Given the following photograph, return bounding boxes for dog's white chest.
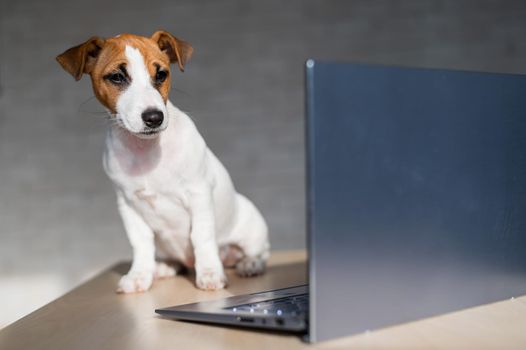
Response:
[111,163,191,232]
[103,127,193,236]
[130,182,190,232]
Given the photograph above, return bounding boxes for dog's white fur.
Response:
[116,47,169,134]
[103,45,269,292]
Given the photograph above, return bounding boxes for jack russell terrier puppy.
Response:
[56,31,270,293]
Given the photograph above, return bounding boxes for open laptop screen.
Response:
[306,61,526,342]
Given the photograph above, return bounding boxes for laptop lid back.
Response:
[306,61,526,342]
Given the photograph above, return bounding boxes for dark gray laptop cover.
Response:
[306,61,526,342]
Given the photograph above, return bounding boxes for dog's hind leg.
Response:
[220,244,244,268]
[235,255,267,277]
[228,194,271,277]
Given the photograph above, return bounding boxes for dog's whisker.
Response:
[82,111,111,117]
[79,95,97,106]
[77,96,101,114]
[172,87,191,97]
[178,108,194,117]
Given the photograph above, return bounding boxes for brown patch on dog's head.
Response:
[56,31,193,113]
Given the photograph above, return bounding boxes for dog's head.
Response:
[56,31,193,138]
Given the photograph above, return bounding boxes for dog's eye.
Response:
[108,73,126,85]
[155,70,168,84]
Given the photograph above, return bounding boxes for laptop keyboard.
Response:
[224,293,309,317]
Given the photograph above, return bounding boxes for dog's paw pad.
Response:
[235,256,266,277]
[154,261,179,279]
[116,271,154,294]
[196,269,227,290]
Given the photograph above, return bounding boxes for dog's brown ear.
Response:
[151,30,193,72]
[56,36,106,81]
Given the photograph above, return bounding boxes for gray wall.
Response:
[1,0,525,327]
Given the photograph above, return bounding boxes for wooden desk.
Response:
[1,250,526,349]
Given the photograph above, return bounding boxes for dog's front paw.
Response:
[196,268,227,290]
[117,270,154,294]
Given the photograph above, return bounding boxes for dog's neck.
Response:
[108,124,163,176]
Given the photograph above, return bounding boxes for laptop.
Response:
[156,61,526,343]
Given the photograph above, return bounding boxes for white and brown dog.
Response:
[56,31,270,293]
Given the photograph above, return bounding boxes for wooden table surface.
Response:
[1,250,526,349]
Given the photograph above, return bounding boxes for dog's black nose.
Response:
[141,109,164,128]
